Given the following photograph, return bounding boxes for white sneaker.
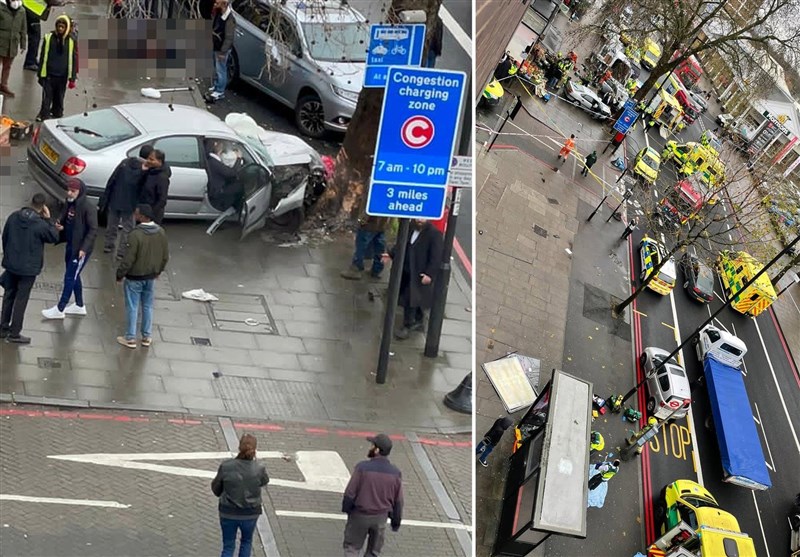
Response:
[207,86,215,92]
[42,305,65,320]
[209,91,225,101]
[64,303,87,316]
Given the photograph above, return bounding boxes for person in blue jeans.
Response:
[42,179,97,320]
[476,416,513,467]
[340,216,390,280]
[115,205,169,349]
[208,0,235,101]
[211,433,270,557]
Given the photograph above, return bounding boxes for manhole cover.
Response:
[547,197,560,205]
[191,337,212,346]
[207,293,277,335]
[37,357,62,369]
[533,225,548,238]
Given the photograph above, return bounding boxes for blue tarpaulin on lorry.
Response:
[704,357,771,490]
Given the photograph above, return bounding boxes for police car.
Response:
[639,235,677,295]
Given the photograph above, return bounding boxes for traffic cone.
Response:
[444,374,472,414]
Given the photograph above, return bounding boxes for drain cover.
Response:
[207,293,277,335]
[547,197,560,205]
[191,337,212,346]
[533,225,548,238]
[37,357,62,369]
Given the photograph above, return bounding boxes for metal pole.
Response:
[587,193,610,222]
[606,189,631,223]
[621,234,800,404]
[486,107,511,152]
[426,74,471,358]
[376,219,410,384]
[425,187,461,357]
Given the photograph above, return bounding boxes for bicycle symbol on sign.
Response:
[391,44,407,56]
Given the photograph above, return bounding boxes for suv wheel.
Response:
[296,94,325,138]
[269,207,304,233]
[647,397,656,413]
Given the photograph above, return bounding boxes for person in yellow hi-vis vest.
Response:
[35,13,75,121]
[21,0,58,71]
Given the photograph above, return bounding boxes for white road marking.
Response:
[727,233,732,242]
[0,494,130,509]
[47,451,351,493]
[788,291,800,315]
[439,5,471,55]
[751,491,772,557]
[754,402,775,472]
[275,510,473,531]
[752,318,800,454]
[670,285,704,486]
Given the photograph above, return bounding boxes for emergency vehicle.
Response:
[640,236,677,295]
[633,147,661,184]
[640,38,661,70]
[657,177,704,225]
[717,251,777,317]
[648,480,756,557]
[672,54,703,87]
[645,90,684,135]
[661,141,724,188]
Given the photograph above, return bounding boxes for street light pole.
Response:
[621,234,800,404]
[606,189,632,222]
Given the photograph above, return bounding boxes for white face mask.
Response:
[9,0,22,9]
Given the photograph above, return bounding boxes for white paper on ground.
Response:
[181,289,218,302]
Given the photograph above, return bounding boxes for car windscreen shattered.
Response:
[302,22,368,62]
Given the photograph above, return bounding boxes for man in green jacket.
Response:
[115,204,169,349]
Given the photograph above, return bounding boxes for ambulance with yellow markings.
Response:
[648,480,757,557]
[716,250,777,317]
[639,236,677,295]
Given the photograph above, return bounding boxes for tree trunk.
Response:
[310,0,444,230]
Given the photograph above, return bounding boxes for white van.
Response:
[694,324,748,369]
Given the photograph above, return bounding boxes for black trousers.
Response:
[24,19,41,68]
[39,76,68,120]
[0,273,36,337]
[403,305,424,327]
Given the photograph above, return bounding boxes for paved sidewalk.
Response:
[0,404,470,557]
[0,2,472,434]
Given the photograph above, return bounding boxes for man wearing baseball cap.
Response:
[341,433,404,556]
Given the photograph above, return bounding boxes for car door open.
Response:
[239,163,273,239]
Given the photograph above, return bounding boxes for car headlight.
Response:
[332,85,359,103]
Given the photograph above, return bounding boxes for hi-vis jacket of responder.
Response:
[22,0,48,18]
[37,14,77,81]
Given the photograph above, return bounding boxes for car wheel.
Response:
[269,206,304,232]
[639,353,647,367]
[227,50,239,84]
[295,94,326,139]
[647,397,656,413]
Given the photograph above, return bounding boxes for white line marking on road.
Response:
[728,233,732,242]
[789,291,800,315]
[754,403,775,472]
[670,286,704,485]
[731,323,748,376]
[751,491,772,557]
[0,494,130,509]
[439,5,471,55]
[753,318,800,455]
[275,510,473,531]
[47,451,351,493]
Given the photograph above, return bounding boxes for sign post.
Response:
[364,24,426,88]
[370,67,467,383]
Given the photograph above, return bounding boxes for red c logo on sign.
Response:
[668,400,681,409]
[401,116,435,149]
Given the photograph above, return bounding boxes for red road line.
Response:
[167,418,203,426]
[453,238,472,278]
[234,423,284,431]
[768,306,800,388]
[305,428,329,434]
[628,235,656,544]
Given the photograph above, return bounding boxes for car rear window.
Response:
[58,108,141,151]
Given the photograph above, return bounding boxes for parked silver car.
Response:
[229,0,368,138]
[27,104,326,237]
[565,80,612,120]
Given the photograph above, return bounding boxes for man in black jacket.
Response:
[138,148,170,224]
[42,178,97,320]
[1,193,59,343]
[381,219,443,340]
[208,0,235,102]
[101,145,151,258]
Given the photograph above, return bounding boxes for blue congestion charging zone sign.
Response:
[364,24,426,88]
[367,67,467,219]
